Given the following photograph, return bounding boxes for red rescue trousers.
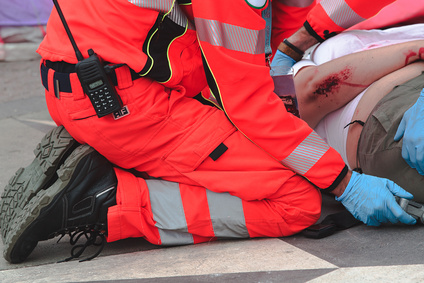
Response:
[43,62,321,245]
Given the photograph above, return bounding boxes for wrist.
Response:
[331,169,352,198]
[277,40,304,62]
[286,25,320,52]
[321,165,349,194]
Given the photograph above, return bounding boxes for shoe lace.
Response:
[57,226,106,263]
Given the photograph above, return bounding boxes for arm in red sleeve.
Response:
[305,0,397,41]
[191,0,347,189]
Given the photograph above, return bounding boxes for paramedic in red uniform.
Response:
[0,0,414,264]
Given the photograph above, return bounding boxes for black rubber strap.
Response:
[344,120,365,129]
[321,165,349,193]
[283,38,304,56]
[303,21,325,43]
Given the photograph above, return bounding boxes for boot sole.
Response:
[3,144,95,263]
[0,126,77,243]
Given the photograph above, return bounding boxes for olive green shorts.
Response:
[358,72,424,202]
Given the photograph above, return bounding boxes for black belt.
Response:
[45,60,76,73]
[41,60,141,92]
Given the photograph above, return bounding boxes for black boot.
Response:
[2,144,117,263]
[0,126,78,242]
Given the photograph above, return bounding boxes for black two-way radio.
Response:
[52,0,122,118]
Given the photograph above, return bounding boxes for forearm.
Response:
[310,40,424,92]
[295,40,424,126]
[278,26,319,55]
[331,169,351,198]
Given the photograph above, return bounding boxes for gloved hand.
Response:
[270,49,296,76]
[394,88,424,175]
[336,171,417,226]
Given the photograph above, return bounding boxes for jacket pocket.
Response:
[164,109,236,173]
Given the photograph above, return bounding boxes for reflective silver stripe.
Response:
[320,0,365,29]
[278,0,315,7]
[146,179,194,245]
[195,17,265,55]
[128,0,191,28]
[206,190,249,238]
[155,229,193,245]
[167,2,192,28]
[128,0,175,12]
[282,131,330,175]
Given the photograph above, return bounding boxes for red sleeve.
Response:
[305,0,397,41]
[191,0,347,189]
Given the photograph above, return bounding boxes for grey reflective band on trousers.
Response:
[146,180,194,245]
[206,190,249,238]
[195,17,266,55]
[320,0,365,29]
[146,179,249,245]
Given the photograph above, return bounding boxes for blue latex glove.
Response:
[394,88,424,175]
[270,49,296,76]
[336,171,417,226]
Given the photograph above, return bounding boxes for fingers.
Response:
[398,212,417,225]
[384,184,417,225]
[364,201,416,226]
[401,145,414,169]
[387,181,414,200]
[394,117,406,141]
[402,144,424,175]
[415,145,424,175]
[389,204,417,225]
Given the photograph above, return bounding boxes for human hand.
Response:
[394,88,424,175]
[335,171,417,226]
[270,50,296,76]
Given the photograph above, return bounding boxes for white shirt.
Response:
[291,24,424,168]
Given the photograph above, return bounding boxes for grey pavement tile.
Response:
[0,237,160,271]
[0,117,53,189]
[282,194,424,268]
[0,97,48,120]
[0,239,337,282]
[85,269,335,283]
[283,223,424,268]
[310,265,424,282]
[0,60,44,103]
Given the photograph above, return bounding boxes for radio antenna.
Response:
[52,0,84,61]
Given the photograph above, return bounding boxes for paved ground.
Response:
[1,59,424,283]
